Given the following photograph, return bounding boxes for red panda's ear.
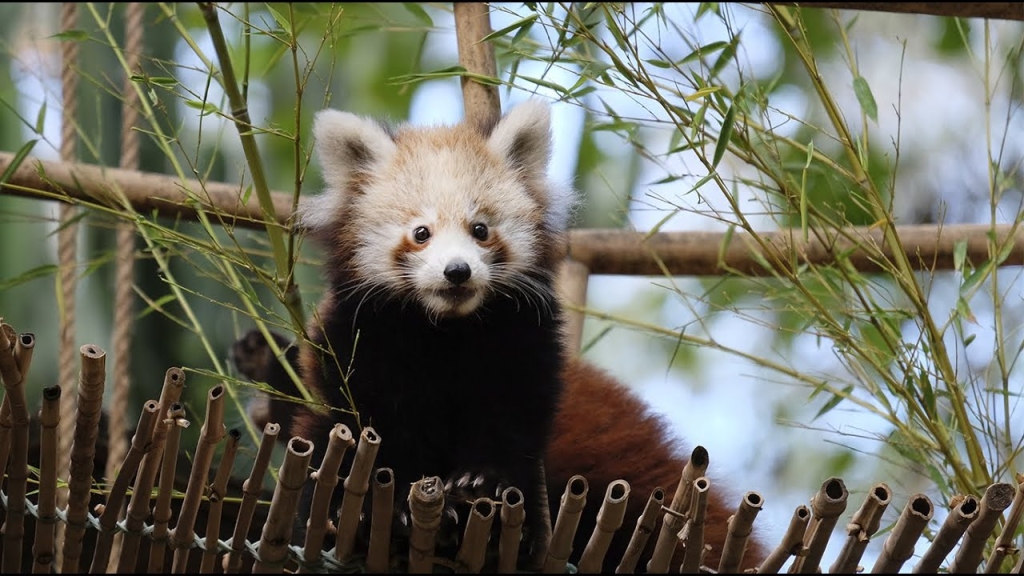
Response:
[487,100,552,177]
[313,109,396,191]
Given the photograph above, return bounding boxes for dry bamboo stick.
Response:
[200,428,241,574]
[148,403,188,572]
[678,477,711,574]
[543,475,590,574]
[224,422,281,574]
[718,491,765,574]
[31,385,61,573]
[171,383,227,573]
[757,504,811,574]
[648,446,709,573]
[769,1,1024,21]
[61,344,107,574]
[88,399,161,573]
[871,494,933,573]
[334,426,381,563]
[948,482,1016,573]
[829,483,892,574]
[408,476,446,573]
[365,467,396,573]
[0,326,33,573]
[578,480,631,573]
[913,494,979,573]
[253,436,315,573]
[118,367,186,573]
[616,487,665,574]
[300,423,355,572]
[983,480,1024,573]
[497,487,526,574]
[789,477,848,574]
[456,498,498,573]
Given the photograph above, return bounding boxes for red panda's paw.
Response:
[434,469,507,553]
[231,328,284,382]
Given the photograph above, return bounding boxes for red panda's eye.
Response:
[413,226,431,243]
[471,223,489,241]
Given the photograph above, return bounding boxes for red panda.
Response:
[233,100,765,572]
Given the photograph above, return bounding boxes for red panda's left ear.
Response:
[487,99,552,176]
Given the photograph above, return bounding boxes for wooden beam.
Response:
[767,2,1024,22]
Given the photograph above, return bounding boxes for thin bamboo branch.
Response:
[200,428,241,574]
[334,426,381,563]
[648,446,709,573]
[949,482,1016,573]
[408,476,446,573]
[871,494,933,573]
[225,422,280,574]
[0,326,33,573]
[578,480,631,573]
[31,385,61,574]
[719,491,765,574]
[768,1,1024,21]
[790,477,848,574]
[366,468,396,574]
[678,477,710,574]
[252,436,314,574]
[757,505,811,574]
[913,494,979,573]
[616,487,665,574]
[456,498,498,573]
[300,423,355,572]
[983,480,1024,573]
[148,403,188,573]
[61,344,107,574]
[498,487,526,574]
[88,399,161,573]
[829,483,892,574]
[543,475,589,574]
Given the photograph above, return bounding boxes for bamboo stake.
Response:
[983,480,1024,573]
[678,477,710,574]
[497,487,526,574]
[719,491,765,574]
[300,423,355,572]
[200,428,241,574]
[253,436,314,573]
[61,344,107,574]
[224,422,280,574]
[456,498,498,573]
[0,326,33,573]
[408,476,446,573]
[616,487,665,574]
[790,477,848,574]
[148,403,188,573]
[365,468,395,574]
[948,482,1015,573]
[171,383,227,573]
[118,367,186,573]
[89,399,161,573]
[871,494,933,573]
[913,494,979,573]
[578,480,631,573]
[829,483,892,574]
[648,446,709,573]
[334,426,381,563]
[769,1,1024,21]
[32,385,61,573]
[757,505,811,574]
[543,475,589,574]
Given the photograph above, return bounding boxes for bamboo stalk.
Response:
[648,446,709,573]
[1014,552,1024,574]
[408,476,446,573]
[678,477,710,574]
[558,258,590,355]
[983,480,1024,573]
[829,483,892,574]
[616,487,665,574]
[300,423,355,572]
[790,477,848,574]
[365,467,396,574]
[171,383,227,573]
[148,403,188,573]
[200,428,241,574]
[453,2,500,134]
[757,505,811,574]
[0,327,34,574]
[769,1,1024,21]
[118,367,186,573]
[948,482,1016,573]
[32,385,61,573]
[224,422,280,574]
[578,480,631,573]
[543,475,589,574]
[719,491,765,574]
[913,494,979,573]
[497,487,526,574]
[61,344,107,574]
[871,494,933,573]
[253,436,314,573]
[88,399,161,573]
[334,426,381,563]
[456,498,498,573]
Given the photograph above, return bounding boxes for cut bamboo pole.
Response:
[88,399,160,573]
[200,428,241,574]
[148,402,188,572]
[365,467,396,574]
[790,477,848,574]
[578,480,631,573]
[871,494,933,573]
[497,487,526,574]
[829,483,892,573]
[61,344,107,574]
[456,498,498,573]
[757,504,811,574]
[543,475,589,574]
[0,323,19,484]
[718,491,765,574]
[334,426,381,563]
[408,476,446,573]
[648,446,709,573]
[300,423,355,572]
[171,383,227,573]
[253,436,315,573]
[0,326,34,573]
[678,477,711,574]
[913,494,979,573]
[224,422,280,574]
[616,487,665,574]
[983,480,1024,573]
[948,482,1016,573]
[31,385,61,573]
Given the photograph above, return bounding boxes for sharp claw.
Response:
[399,511,409,527]
[471,474,486,489]
[445,507,459,525]
[456,472,471,488]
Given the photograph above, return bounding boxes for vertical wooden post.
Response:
[557,259,590,355]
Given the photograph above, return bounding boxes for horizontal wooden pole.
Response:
[768,2,1024,22]
[2,152,1021,277]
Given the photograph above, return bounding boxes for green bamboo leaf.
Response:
[814,385,853,420]
[51,30,89,41]
[677,41,728,66]
[0,264,58,291]
[684,86,721,102]
[853,76,878,121]
[402,3,433,26]
[0,140,37,186]
[481,14,537,42]
[185,100,219,116]
[712,104,736,168]
[643,58,671,69]
[35,101,46,134]
[264,4,293,42]
[953,239,967,272]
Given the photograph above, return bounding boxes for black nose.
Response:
[443,261,472,285]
